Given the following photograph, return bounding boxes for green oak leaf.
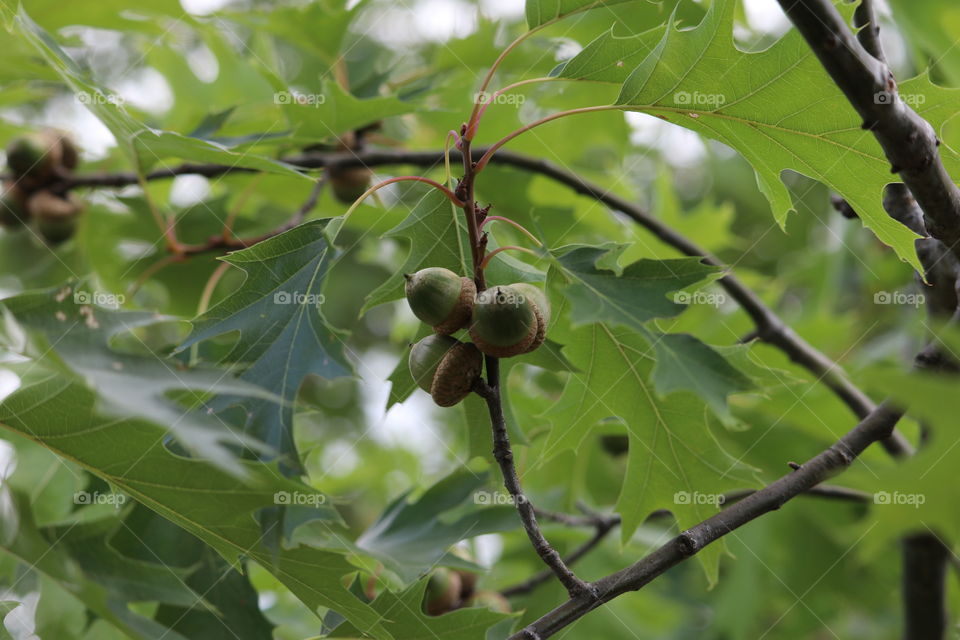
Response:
[562,0,960,272]
[353,470,517,583]
[551,244,719,329]
[0,284,282,474]
[526,0,633,30]
[544,323,755,585]
[327,578,512,639]
[0,375,392,638]
[176,220,351,471]
[651,332,753,419]
[0,490,193,640]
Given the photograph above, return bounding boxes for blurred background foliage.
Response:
[0,0,957,638]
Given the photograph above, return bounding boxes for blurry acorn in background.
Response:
[405,267,476,334]
[28,191,82,244]
[423,567,462,616]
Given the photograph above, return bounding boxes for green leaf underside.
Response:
[177,220,351,470]
[0,375,393,638]
[354,471,517,583]
[1,285,281,474]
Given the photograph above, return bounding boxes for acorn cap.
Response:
[409,334,459,393]
[510,283,550,353]
[469,285,537,358]
[405,268,476,335]
[329,165,371,204]
[430,341,482,407]
[28,191,82,245]
[424,567,462,616]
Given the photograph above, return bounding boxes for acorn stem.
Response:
[479,245,540,270]
[479,215,543,247]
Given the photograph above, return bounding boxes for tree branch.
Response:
[902,532,951,640]
[473,376,592,599]
[776,0,960,263]
[52,147,911,457]
[509,402,904,639]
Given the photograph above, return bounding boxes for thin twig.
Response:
[509,402,905,639]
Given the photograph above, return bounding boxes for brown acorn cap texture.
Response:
[430,341,482,407]
[434,277,476,334]
[469,286,538,358]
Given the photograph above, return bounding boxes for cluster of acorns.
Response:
[0,130,83,243]
[405,267,551,407]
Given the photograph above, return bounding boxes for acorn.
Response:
[450,546,478,600]
[408,335,482,407]
[424,568,462,616]
[510,283,551,353]
[404,267,476,335]
[47,130,79,171]
[6,134,59,185]
[469,285,540,357]
[329,165,372,205]
[470,590,511,614]
[28,191,82,244]
[0,183,29,228]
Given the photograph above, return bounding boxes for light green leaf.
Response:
[545,323,754,584]
[526,0,633,30]
[328,578,512,639]
[601,0,941,272]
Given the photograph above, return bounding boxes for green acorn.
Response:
[0,183,29,228]
[329,165,371,204]
[423,568,462,616]
[469,285,540,357]
[408,335,482,407]
[28,191,82,244]
[6,134,58,184]
[404,267,477,335]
